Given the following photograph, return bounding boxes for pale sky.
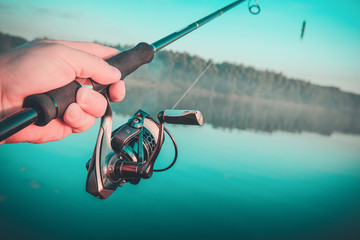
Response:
[0,0,359,93]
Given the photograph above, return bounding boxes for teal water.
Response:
[1,114,360,240]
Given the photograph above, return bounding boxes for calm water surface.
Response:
[1,114,360,240]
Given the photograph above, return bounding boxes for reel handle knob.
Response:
[158,110,203,126]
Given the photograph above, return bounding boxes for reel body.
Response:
[85,101,203,199]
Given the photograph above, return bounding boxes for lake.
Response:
[1,112,360,240]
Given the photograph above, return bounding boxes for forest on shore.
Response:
[1,32,359,135]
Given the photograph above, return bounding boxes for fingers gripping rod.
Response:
[0,0,247,142]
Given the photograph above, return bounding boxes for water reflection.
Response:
[112,83,360,136]
[0,112,359,240]
[28,180,42,189]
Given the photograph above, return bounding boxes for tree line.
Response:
[1,32,359,134]
[127,50,360,112]
[112,84,360,135]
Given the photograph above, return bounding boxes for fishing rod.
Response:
[0,0,260,142]
[0,0,261,199]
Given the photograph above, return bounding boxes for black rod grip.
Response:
[23,42,154,126]
[108,42,154,79]
[23,81,81,126]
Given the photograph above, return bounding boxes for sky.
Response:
[0,0,359,93]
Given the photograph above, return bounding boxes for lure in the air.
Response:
[301,20,306,40]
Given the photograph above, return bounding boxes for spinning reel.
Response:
[85,98,203,199]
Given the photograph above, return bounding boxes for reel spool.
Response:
[85,100,203,199]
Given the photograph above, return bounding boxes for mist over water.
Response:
[113,83,360,136]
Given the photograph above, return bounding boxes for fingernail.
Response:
[110,66,121,79]
[118,85,126,101]
[79,88,93,105]
[67,104,80,121]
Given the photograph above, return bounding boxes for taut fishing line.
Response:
[172,61,213,110]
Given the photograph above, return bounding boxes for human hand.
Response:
[0,40,125,144]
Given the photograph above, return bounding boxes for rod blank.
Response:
[0,108,38,142]
[151,0,246,52]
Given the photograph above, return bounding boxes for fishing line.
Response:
[172,61,213,109]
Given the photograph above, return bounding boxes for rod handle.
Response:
[23,42,154,126]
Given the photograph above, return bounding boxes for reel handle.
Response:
[158,110,203,126]
[23,42,154,126]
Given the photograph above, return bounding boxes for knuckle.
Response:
[64,104,82,125]
[93,55,106,68]
[91,95,107,118]
[77,88,106,115]
[29,42,66,57]
[32,39,52,44]
[45,42,66,53]
[94,54,109,70]
[29,39,60,49]
[74,116,95,133]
